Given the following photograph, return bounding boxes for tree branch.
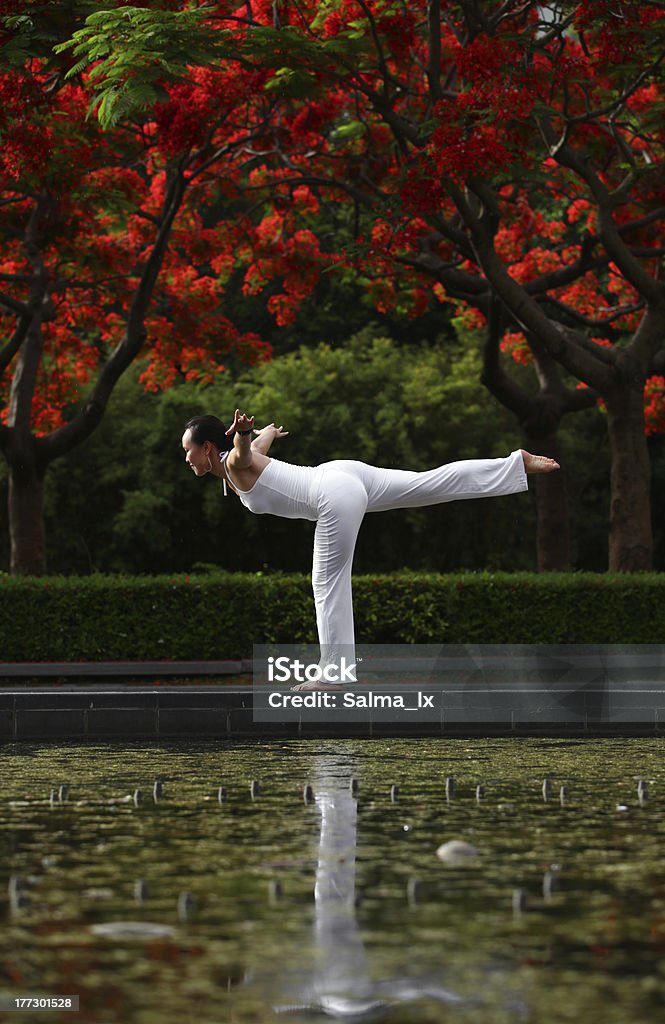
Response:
[480,292,532,418]
[524,249,610,297]
[355,0,400,95]
[41,165,189,461]
[6,196,54,436]
[0,291,29,316]
[451,178,617,391]
[424,219,475,261]
[627,304,665,371]
[542,125,665,304]
[567,54,665,128]
[540,295,645,333]
[482,297,600,435]
[522,207,665,298]
[0,312,31,375]
[427,0,442,102]
[392,252,489,305]
[0,272,34,284]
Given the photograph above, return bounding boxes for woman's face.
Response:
[182,428,212,476]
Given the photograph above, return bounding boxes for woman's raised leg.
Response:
[346,449,557,513]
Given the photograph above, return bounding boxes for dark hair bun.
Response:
[183,415,234,452]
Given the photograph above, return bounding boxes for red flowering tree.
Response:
[65,0,665,571]
[0,3,273,574]
[10,0,665,572]
[278,0,665,571]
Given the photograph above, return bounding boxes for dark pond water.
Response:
[1,738,664,1023]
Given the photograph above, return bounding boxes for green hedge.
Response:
[0,571,664,661]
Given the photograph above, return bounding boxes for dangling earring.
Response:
[205,453,213,473]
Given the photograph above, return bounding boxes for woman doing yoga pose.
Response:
[182,409,559,690]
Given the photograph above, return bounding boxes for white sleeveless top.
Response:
[220,453,321,520]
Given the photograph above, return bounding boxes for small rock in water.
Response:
[406,878,423,905]
[436,840,478,863]
[543,869,559,900]
[134,879,149,902]
[268,879,283,901]
[83,887,114,901]
[177,892,197,919]
[8,889,26,911]
[512,888,528,914]
[8,875,24,901]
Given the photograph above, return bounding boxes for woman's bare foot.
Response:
[521,451,560,474]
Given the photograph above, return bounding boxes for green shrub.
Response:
[1,571,664,662]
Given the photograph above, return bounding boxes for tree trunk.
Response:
[479,300,581,572]
[605,390,652,571]
[8,463,47,576]
[523,431,570,571]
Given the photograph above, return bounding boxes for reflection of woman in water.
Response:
[182,409,559,689]
[270,755,471,1017]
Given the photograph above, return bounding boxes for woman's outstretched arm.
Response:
[225,409,255,469]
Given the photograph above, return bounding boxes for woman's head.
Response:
[182,414,233,476]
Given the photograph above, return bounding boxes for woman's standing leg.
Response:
[296,469,368,689]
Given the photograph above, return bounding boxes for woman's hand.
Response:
[250,422,288,457]
[226,409,255,435]
[254,423,289,440]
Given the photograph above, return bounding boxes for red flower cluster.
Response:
[429,105,518,183]
[320,0,416,57]
[644,376,665,437]
[153,67,248,155]
[500,332,532,367]
[574,1,664,66]
[399,158,450,214]
[0,73,50,182]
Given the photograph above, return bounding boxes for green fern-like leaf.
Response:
[64,56,91,79]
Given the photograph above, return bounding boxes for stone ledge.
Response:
[0,684,663,740]
[0,660,250,678]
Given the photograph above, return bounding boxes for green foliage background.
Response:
[0,322,663,576]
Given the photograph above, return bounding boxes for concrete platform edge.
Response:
[0,685,664,740]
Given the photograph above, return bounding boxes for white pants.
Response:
[311,450,528,681]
